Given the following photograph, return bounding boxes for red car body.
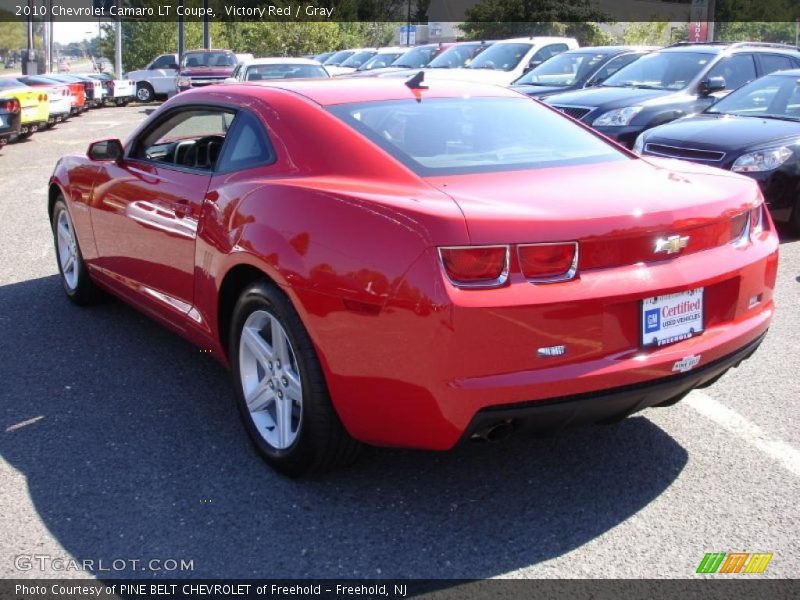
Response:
[49,80,778,451]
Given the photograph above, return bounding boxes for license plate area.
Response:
[641,288,704,347]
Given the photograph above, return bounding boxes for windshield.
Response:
[244,64,328,80]
[515,51,610,86]
[707,74,800,120]
[392,46,438,68]
[468,43,532,72]
[602,51,711,90]
[329,97,626,176]
[358,52,404,71]
[182,52,236,68]
[323,50,355,65]
[340,51,376,68]
[427,43,485,68]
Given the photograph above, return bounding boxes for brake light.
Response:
[2,99,20,112]
[518,242,578,282]
[439,245,509,287]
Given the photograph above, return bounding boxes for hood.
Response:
[545,85,672,108]
[343,67,411,78]
[327,66,356,77]
[180,66,234,77]
[511,84,577,98]
[424,158,757,245]
[644,114,800,154]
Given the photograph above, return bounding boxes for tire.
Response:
[52,198,102,305]
[229,280,361,477]
[789,198,800,238]
[136,83,154,103]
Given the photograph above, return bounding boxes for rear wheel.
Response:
[136,83,154,103]
[229,280,361,477]
[789,197,800,237]
[52,198,102,305]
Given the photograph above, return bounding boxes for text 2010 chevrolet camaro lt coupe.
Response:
[49,78,778,476]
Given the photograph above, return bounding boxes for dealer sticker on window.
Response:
[641,288,704,347]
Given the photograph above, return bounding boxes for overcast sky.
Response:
[53,21,101,44]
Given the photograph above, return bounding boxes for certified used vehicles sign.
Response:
[641,288,704,347]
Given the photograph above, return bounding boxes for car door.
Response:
[148,54,179,94]
[90,106,235,323]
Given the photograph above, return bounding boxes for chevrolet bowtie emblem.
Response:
[654,235,689,254]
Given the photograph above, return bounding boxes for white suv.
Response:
[424,37,579,85]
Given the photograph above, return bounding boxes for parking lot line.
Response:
[685,390,800,477]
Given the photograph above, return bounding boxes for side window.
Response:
[216,110,276,172]
[759,54,795,75]
[707,54,757,90]
[150,55,169,69]
[132,108,235,171]
[590,53,642,85]
[532,44,569,64]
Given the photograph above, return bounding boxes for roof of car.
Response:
[563,45,657,53]
[219,77,523,106]
[660,42,800,55]
[494,37,577,44]
[245,57,324,66]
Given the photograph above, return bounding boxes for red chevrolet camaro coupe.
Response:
[49,78,778,476]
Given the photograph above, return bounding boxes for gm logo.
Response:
[697,552,773,574]
[644,309,660,333]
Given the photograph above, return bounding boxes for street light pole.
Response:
[406,0,411,46]
[203,0,211,49]
[114,0,122,75]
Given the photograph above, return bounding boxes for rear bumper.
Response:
[308,221,778,451]
[462,330,766,442]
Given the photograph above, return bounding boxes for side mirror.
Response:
[699,76,726,95]
[88,139,123,161]
[525,59,542,72]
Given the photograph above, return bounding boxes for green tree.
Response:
[623,21,671,46]
[714,22,797,44]
[0,14,25,54]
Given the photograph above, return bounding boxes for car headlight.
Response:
[632,133,645,155]
[731,147,793,173]
[177,76,191,88]
[593,106,643,127]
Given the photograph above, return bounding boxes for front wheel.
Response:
[52,198,102,305]
[229,281,360,477]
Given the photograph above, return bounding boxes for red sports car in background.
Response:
[49,78,778,476]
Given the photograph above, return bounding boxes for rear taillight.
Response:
[439,245,509,288]
[2,98,20,112]
[517,242,578,282]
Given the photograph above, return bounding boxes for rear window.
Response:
[329,97,627,176]
[245,64,328,80]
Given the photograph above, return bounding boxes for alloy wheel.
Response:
[238,310,303,450]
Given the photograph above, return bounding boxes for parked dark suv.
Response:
[544,42,800,148]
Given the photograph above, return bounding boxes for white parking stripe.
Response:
[685,390,800,477]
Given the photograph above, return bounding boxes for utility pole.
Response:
[178,0,185,62]
[203,0,211,49]
[406,0,411,45]
[114,0,122,75]
[41,0,50,73]
[25,0,36,74]
[47,0,54,72]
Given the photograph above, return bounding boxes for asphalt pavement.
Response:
[0,105,798,580]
